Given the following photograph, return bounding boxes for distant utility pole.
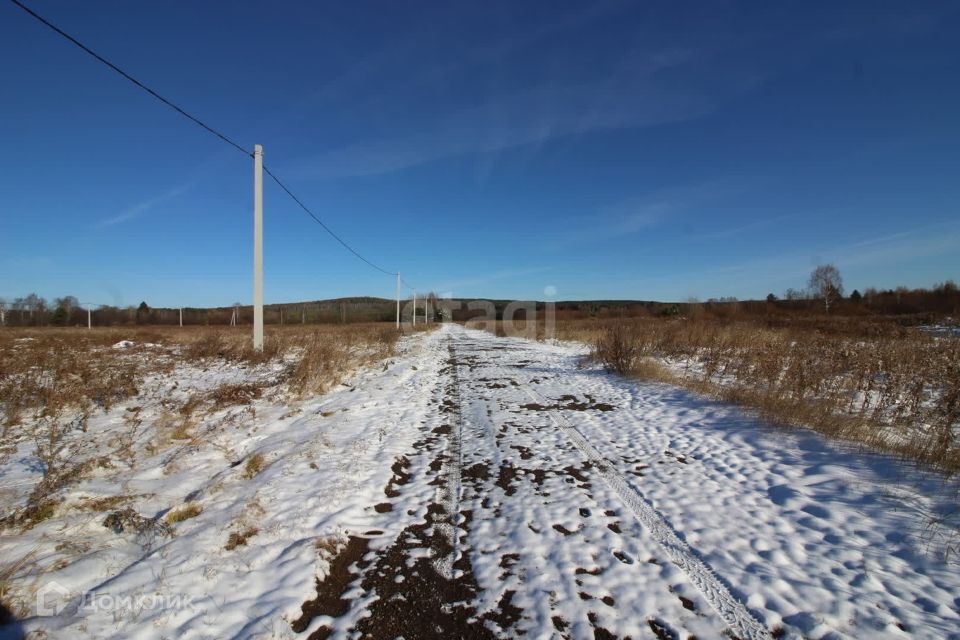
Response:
[253,144,264,351]
[396,273,400,329]
[413,290,417,326]
[179,307,183,327]
[87,307,91,330]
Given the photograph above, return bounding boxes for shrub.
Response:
[593,324,642,375]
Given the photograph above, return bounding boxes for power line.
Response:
[9,0,401,279]
[262,166,396,276]
[8,0,250,158]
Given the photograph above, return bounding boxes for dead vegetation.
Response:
[0,330,157,429]
[0,552,37,621]
[224,526,259,550]
[210,383,262,409]
[583,317,960,474]
[242,453,266,479]
[165,503,203,524]
[0,324,401,424]
[102,507,173,539]
[75,495,135,512]
[0,323,404,532]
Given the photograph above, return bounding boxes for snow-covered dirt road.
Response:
[8,324,959,640]
[291,324,960,640]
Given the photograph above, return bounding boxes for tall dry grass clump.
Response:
[593,324,643,375]
[276,324,399,396]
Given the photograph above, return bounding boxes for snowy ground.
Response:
[2,324,959,639]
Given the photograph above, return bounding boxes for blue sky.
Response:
[2,1,959,307]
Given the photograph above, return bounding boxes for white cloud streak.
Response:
[285,49,738,180]
[96,183,192,228]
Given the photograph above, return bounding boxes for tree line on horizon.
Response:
[2,266,958,327]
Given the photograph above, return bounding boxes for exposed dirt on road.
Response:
[288,325,953,639]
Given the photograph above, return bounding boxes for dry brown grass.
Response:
[224,526,259,550]
[0,551,38,620]
[242,453,266,479]
[75,495,134,512]
[0,330,157,428]
[210,383,262,409]
[285,325,400,396]
[584,317,960,474]
[0,323,407,530]
[165,503,203,524]
[0,324,403,424]
[314,536,341,557]
[16,499,60,531]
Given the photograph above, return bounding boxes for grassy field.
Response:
[0,324,408,422]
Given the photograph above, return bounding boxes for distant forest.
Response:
[2,280,957,328]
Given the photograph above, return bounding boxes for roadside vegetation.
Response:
[0,321,423,618]
[585,315,959,474]
[0,324,403,528]
[481,310,958,476]
[479,275,960,476]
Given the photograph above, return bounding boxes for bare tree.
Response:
[54,295,79,311]
[808,264,844,313]
[19,293,46,324]
[784,288,804,301]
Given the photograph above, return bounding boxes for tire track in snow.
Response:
[464,329,773,640]
[432,340,465,579]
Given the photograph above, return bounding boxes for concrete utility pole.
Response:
[253,144,264,351]
[87,307,91,330]
[413,290,417,326]
[179,307,183,327]
[396,273,400,329]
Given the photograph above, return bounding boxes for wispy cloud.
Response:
[285,49,741,180]
[706,220,960,284]
[836,223,960,269]
[274,1,636,128]
[549,179,745,248]
[587,219,960,301]
[96,183,192,228]
[686,213,794,241]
